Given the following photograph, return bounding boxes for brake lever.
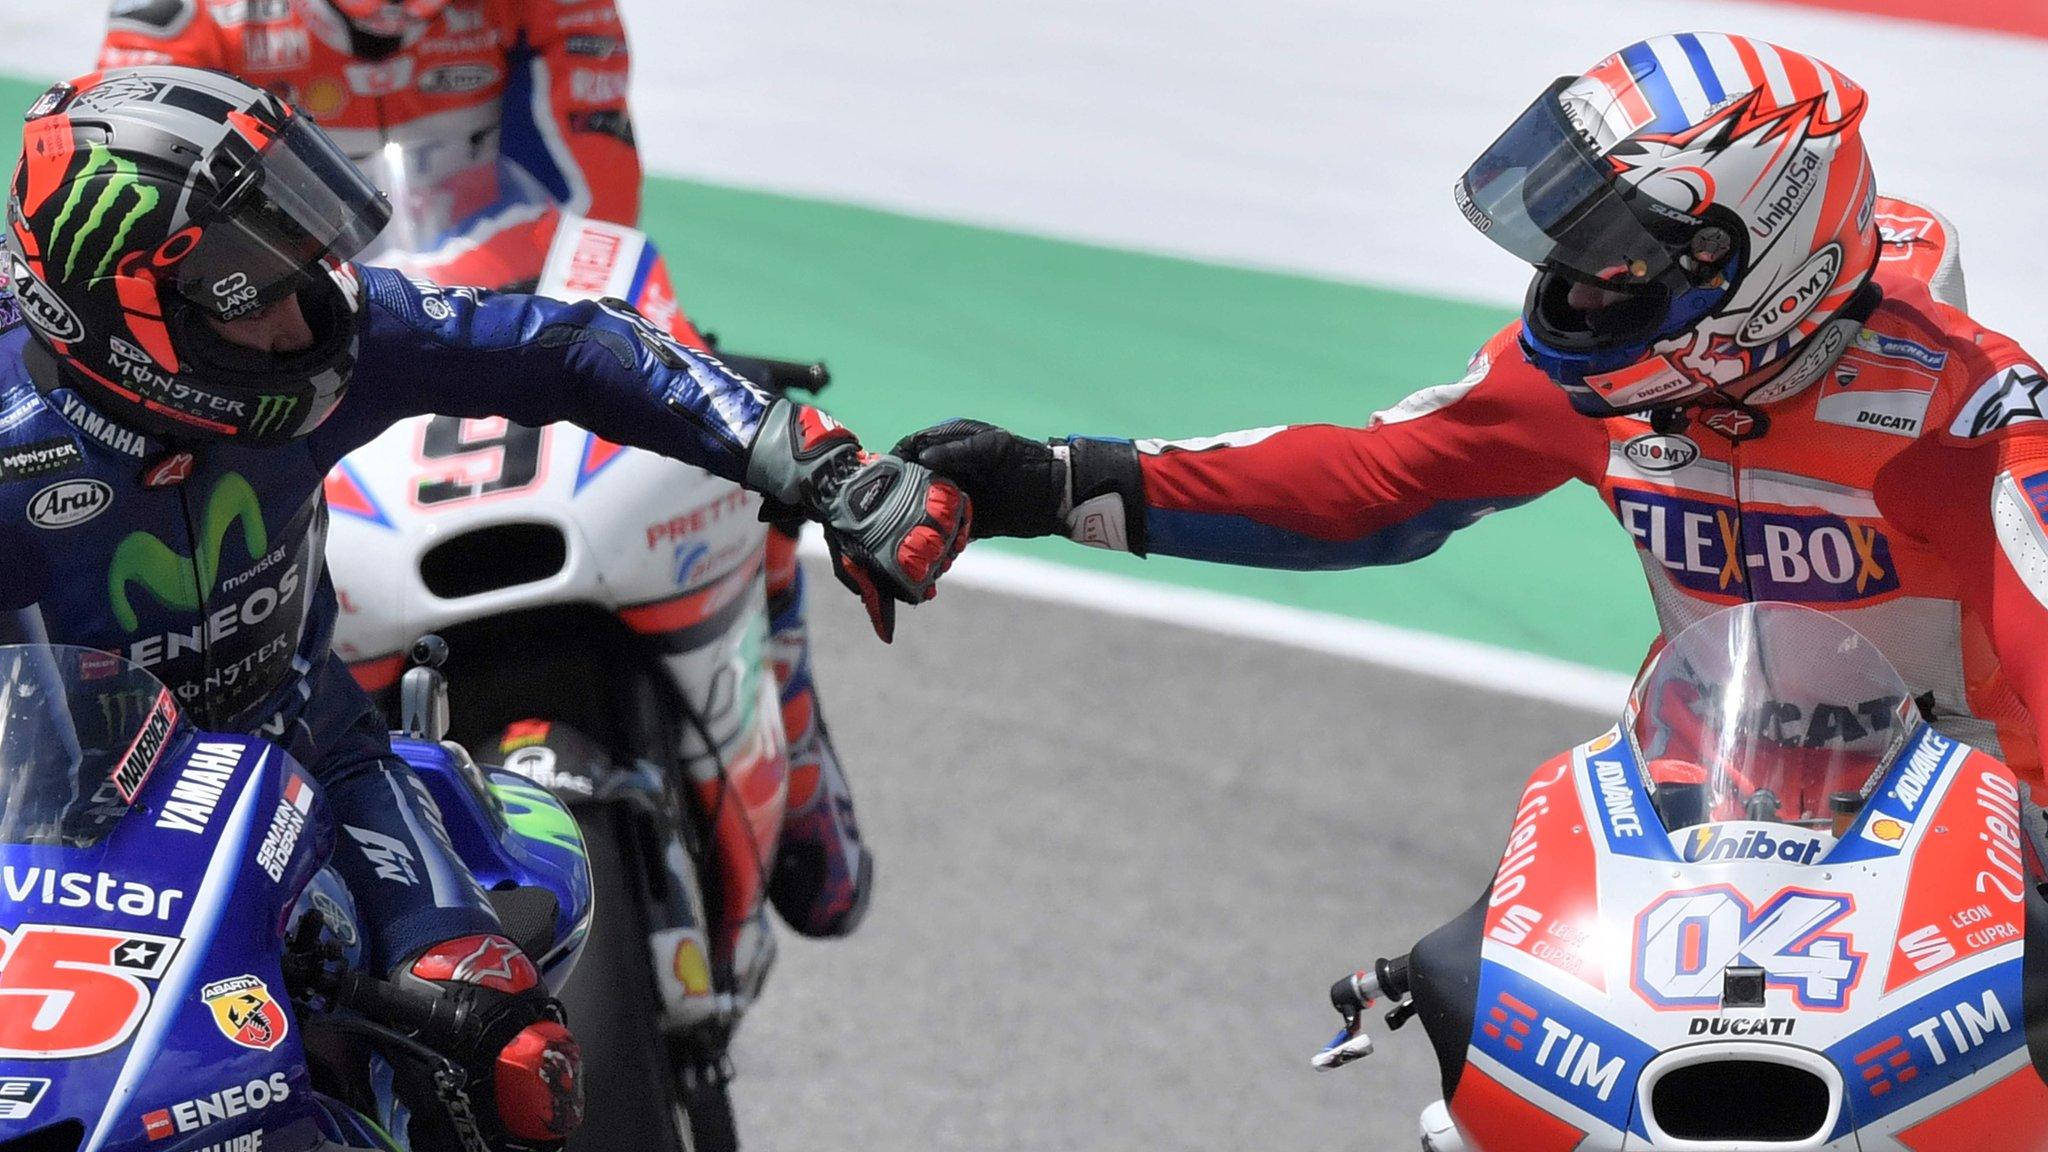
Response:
[1311,970,1381,1071]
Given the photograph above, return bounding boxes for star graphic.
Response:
[114,939,163,970]
[1972,368,2048,437]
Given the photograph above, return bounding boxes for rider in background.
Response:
[98,0,880,939]
[897,33,2048,781]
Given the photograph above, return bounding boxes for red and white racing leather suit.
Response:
[1099,197,2048,781]
[98,0,639,224]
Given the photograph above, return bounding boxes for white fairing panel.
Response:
[1452,726,2042,1150]
[328,417,766,664]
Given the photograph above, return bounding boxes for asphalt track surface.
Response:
[727,570,1612,1150]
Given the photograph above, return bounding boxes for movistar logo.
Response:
[248,395,298,438]
[47,144,159,284]
[109,473,265,631]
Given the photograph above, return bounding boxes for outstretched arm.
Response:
[322,268,968,637]
[900,331,1606,570]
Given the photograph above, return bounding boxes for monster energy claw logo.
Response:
[248,395,298,438]
[47,145,160,284]
[109,472,265,630]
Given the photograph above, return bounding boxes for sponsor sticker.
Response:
[1619,432,1699,473]
[255,773,313,882]
[153,741,244,834]
[1740,243,1844,347]
[344,825,420,886]
[1876,211,1938,262]
[1951,365,2048,438]
[417,63,499,95]
[0,1077,50,1120]
[1614,488,1897,602]
[1861,814,1912,846]
[61,392,149,456]
[112,689,176,804]
[141,451,195,488]
[1815,387,1933,439]
[0,866,184,920]
[28,478,112,528]
[201,975,289,1051]
[564,34,622,57]
[9,256,84,343]
[1853,329,1948,372]
[0,438,83,481]
[142,1072,290,1140]
[569,68,630,103]
[1680,824,1828,865]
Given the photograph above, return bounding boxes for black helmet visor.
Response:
[173,116,391,321]
[1455,77,1691,295]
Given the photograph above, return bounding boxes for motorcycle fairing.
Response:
[1444,723,2048,1150]
[391,737,591,989]
[0,732,333,1152]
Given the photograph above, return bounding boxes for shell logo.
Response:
[673,938,712,997]
[1868,817,1908,844]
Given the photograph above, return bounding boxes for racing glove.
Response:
[746,400,971,641]
[894,419,1148,553]
[397,934,584,1152]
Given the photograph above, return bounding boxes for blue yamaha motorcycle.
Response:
[0,640,591,1152]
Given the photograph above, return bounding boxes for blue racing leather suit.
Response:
[0,266,773,971]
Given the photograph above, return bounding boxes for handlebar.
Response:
[719,352,832,397]
[1313,954,1412,1072]
[1331,955,1411,1017]
[284,911,479,1054]
[698,332,831,397]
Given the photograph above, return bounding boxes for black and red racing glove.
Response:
[398,934,584,1152]
[745,400,971,641]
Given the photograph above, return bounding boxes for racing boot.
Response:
[763,533,875,937]
[1420,1101,1467,1152]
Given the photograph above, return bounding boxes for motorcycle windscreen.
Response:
[354,142,553,269]
[1624,603,1914,828]
[0,644,183,848]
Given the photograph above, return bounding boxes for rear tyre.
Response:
[561,802,735,1152]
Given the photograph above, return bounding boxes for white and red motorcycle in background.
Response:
[327,142,827,1152]
[1317,602,2048,1150]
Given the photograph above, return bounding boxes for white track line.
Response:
[806,538,1634,714]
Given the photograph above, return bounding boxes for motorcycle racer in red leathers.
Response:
[97,0,878,938]
[900,32,2048,783]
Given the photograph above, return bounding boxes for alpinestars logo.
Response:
[47,145,159,284]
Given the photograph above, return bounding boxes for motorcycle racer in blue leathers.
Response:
[1,65,968,1149]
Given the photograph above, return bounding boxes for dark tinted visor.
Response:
[1456,77,1685,292]
[174,117,391,320]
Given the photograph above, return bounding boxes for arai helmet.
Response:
[5,66,390,443]
[1456,33,1880,415]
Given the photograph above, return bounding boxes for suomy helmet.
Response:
[5,66,390,443]
[1456,33,1880,416]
